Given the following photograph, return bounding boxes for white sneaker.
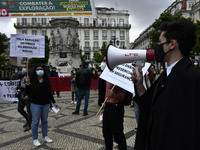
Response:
[74,101,77,104]
[33,139,41,147]
[71,101,74,104]
[44,136,53,143]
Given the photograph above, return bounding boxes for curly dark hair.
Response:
[160,18,197,56]
[30,64,52,96]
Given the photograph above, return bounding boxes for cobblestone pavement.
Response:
[0,90,137,150]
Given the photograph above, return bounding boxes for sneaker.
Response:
[83,112,88,116]
[72,111,79,115]
[44,136,53,143]
[33,139,41,147]
[74,101,77,104]
[71,101,74,104]
[24,125,31,132]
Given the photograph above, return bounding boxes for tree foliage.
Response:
[93,42,107,63]
[29,36,50,68]
[0,32,10,70]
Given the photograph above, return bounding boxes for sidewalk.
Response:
[0,90,137,150]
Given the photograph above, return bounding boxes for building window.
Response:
[85,53,90,61]
[102,30,107,40]
[84,42,90,51]
[42,30,47,36]
[22,18,27,26]
[102,18,107,27]
[93,41,99,51]
[93,18,98,27]
[84,30,90,40]
[84,18,89,26]
[111,30,116,38]
[119,19,124,27]
[93,30,98,40]
[42,18,46,25]
[120,31,125,40]
[111,18,115,27]
[32,18,37,26]
[22,30,27,34]
[32,30,37,35]
[120,41,125,48]
[188,2,194,10]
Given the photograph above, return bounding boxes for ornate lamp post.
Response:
[109,36,119,47]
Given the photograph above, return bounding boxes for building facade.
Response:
[14,7,131,67]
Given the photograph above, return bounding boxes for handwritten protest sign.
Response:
[10,34,45,58]
[100,63,151,96]
[0,80,19,102]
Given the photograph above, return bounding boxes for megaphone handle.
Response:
[96,85,116,116]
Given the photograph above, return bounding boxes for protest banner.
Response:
[100,63,151,96]
[50,77,99,91]
[0,80,19,102]
[0,0,96,17]
[10,34,45,58]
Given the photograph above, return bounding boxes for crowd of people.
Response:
[4,18,200,149]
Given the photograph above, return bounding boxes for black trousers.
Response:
[17,98,32,125]
[103,103,127,150]
[98,78,106,105]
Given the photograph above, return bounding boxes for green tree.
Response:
[79,49,86,64]
[93,42,107,63]
[149,12,182,49]
[0,32,10,70]
[29,36,50,68]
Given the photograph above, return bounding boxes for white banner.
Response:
[100,63,151,96]
[0,80,20,102]
[10,34,45,58]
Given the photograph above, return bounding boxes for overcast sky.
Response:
[0,0,175,42]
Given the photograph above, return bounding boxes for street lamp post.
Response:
[109,36,119,47]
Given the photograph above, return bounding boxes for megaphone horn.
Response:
[106,44,155,70]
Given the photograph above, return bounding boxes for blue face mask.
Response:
[22,68,27,74]
[36,70,44,76]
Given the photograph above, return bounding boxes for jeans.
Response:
[31,103,50,140]
[75,89,90,113]
[18,98,32,125]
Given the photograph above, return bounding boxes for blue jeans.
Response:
[75,89,90,113]
[31,103,50,140]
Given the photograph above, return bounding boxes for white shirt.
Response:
[166,60,179,76]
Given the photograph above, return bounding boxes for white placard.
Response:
[0,80,19,102]
[10,34,45,58]
[100,63,151,96]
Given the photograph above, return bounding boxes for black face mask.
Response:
[154,42,169,62]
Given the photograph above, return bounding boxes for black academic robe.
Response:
[134,57,200,150]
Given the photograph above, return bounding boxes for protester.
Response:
[72,62,98,116]
[193,59,200,69]
[102,81,127,150]
[50,67,61,98]
[25,64,58,147]
[131,18,200,150]
[16,63,32,132]
[98,56,107,106]
[71,70,78,104]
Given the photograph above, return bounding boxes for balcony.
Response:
[84,47,91,51]
[93,47,100,51]
[14,23,52,28]
[78,23,131,29]
[84,36,90,40]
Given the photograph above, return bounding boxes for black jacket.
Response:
[134,57,200,150]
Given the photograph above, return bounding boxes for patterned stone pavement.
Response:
[0,90,137,150]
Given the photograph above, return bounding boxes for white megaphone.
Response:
[106,44,155,70]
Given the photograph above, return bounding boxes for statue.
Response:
[55,29,62,51]
[66,29,73,49]
[49,31,55,52]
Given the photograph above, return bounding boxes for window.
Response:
[120,41,125,48]
[119,19,124,27]
[42,18,46,25]
[188,2,194,10]
[93,18,98,27]
[94,41,99,51]
[84,18,89,26]
[84,42,90,51]
[32,18,37,25]
[22,30,27,34]
[42,30,47,36]
[85,53,90,61]
[102,30,107,40]
[120,31,125,40]
[111,18,115,27]
[32,30,37,35]
[22,18,27,26]
[111,30,116,38]
[102,18,107,27]
[93,30,98,40]
[84,30,90,40]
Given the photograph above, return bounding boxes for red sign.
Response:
[0,8,9,17]
[50,77,99,91]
